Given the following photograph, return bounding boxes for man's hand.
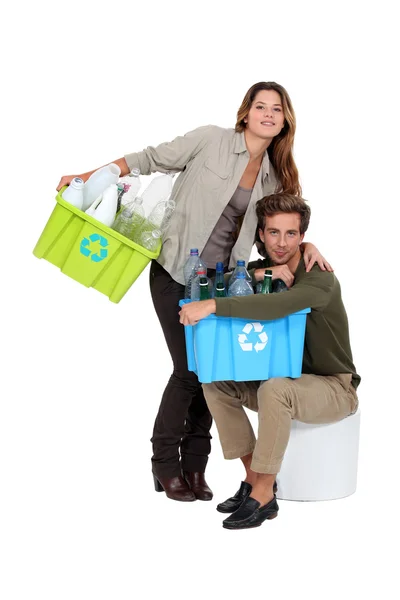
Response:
[179,299,216,325]
[254,265,295,288]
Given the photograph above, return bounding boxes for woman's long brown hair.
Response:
[236,82,301,196]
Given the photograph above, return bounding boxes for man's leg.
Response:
[249,373,358,505]
[202,380,259,461]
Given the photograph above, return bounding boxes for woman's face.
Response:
[245,90,285,140]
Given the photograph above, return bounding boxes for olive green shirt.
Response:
[124,126,278,284]
[216,257,361,389]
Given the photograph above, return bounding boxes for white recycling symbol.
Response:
[238,322,268,353]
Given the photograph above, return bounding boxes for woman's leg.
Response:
[149,261,212,479]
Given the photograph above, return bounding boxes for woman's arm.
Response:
[301,242,333,273]
[56,125,216,192]
[56,157,130,191]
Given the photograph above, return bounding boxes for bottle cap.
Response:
[130,168,140,177]
[71,177,84,187]
[216,261,224,271]
[237,260,245,266]
[265,270,273,277]
[190,248,199,254]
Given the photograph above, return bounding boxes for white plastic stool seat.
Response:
[276,411,361,501]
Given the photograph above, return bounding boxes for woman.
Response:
[57,82,331,503]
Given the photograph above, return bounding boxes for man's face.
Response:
[259,212,304,265]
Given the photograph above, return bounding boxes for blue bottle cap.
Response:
[237,260,245,266]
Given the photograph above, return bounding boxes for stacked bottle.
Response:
[228,260,252,293]
[213,262,226,297]
[183,249,208,299]
[228,272,254,297]
[191,267,212,301]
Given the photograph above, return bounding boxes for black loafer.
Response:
[217,480,278,514]
[216,481,252,513]
[223,495,279,530]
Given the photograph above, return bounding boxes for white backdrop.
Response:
[1,1,399,599]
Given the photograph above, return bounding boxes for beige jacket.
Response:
[124,125,278,284]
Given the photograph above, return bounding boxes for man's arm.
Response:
[215,269,335,321]
[179,269,335,326]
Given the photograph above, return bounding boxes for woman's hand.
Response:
[301,242,333,273]
[179,299,216,326]
[56,175,83,192]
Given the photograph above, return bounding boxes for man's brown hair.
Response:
[255,193,311,256]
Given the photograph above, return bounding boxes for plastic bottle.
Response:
[228,272,254,297]
[138,228,162,252]
[61,177,84,209]
[82,163,121,211]
[183,250,208,299]
[159,199,176,232]
[213,262,226,297]
[113,198,145,239]
[118,168,141,206]
[141,172,175,214]
[183,249,200,298]
[147,199,176,230]
[85,183,118,227]
[228,260,252,291]
[273,278,289,293]
[191,267,212,301]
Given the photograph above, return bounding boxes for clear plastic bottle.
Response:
[228,260,252,291]
[118,168,141,206]
[138,228,162,252]
[213,262,226,297]
[191,267,213,301]
[159,199,176,232]
[82,163,121,211]
[141,172,175,214]
[112,197,144,239]
[61,177,84,209]
[228,271,254,297]
[183,251,208,299]
[147,199,176,230]
[183,248,199,298]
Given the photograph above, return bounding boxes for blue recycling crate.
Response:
[179,300,310,383]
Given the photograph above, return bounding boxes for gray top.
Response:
[201,185,253,267]
[124,125,278,284]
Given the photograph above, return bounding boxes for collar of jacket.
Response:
[233,130,271,181]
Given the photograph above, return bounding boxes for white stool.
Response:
[276,411,361,501]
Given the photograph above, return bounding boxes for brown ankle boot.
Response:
[153,474,196,502]
[183,471,213,501]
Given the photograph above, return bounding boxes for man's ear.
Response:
[299,233,305,244]
[259,228,265,243]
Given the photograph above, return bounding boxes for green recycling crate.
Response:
[33,188,161,303]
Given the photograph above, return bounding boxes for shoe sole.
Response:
[223,513,278,529]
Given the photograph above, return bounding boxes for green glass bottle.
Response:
[199,271,210,300]
[261,269,273,294]
[215,282,226,297]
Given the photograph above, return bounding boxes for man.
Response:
[179,193,360,530]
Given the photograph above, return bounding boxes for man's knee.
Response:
[258,378,293,410]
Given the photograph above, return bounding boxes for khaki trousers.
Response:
[202,374,358,474]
